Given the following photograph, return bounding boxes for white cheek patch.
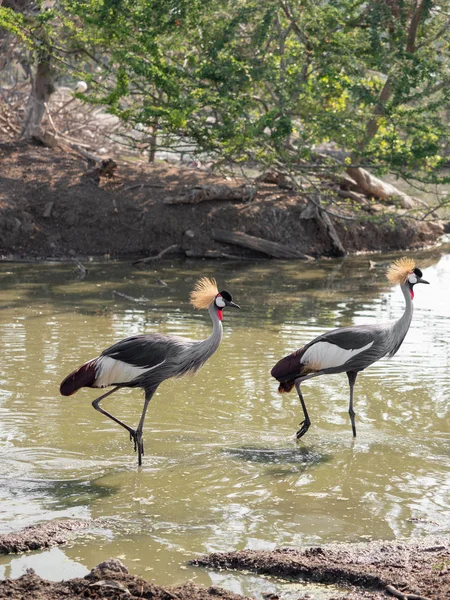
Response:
[215,295,226,308]
[408,273,417,284]
[302,340,374,370]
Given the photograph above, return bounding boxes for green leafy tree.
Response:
[3,0,450,204]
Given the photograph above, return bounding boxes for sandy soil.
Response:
[0,140,444,260]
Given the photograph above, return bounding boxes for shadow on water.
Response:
[223,445,330,468]
[0,477,117,511]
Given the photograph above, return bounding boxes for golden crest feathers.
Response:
[190,277,219,309]
[386,257,416,285]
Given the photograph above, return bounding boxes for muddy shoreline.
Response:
[192,536,450,599]
[0,558,252,600]
[0,141,445,261]
[0,520,448,599]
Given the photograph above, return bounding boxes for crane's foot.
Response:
[128,431,145,465]
[130,429,145,466]
[129,429,137,452]
[296,418,311,440]
[136,434,144,466]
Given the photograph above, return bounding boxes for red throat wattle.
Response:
[217,309,223,321]
[410,289,414,300]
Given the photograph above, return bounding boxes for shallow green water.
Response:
[0,251,449,597]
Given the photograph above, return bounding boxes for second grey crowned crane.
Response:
[60,277,240,465]
[271,257,429,439]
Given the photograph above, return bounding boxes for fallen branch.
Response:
[71,145,117,180]
[255,170,294,189]
[112,290,148,303]
[185,249,265,260]
[300,200,346,257]
[163,184,256,205]
[337,189,370,205]
[346,167,419,209]
[73,259,88,279]
[124,183,164,191]
[211,229,313,260]
[44,103,91,148]
[133,244,180,265]
[385,584,432,600]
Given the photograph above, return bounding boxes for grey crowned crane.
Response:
[60,278,240,465]
[271,257,429,439]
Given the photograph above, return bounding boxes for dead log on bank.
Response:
[346,167,417,209]
[211,229,313,260]
[163,184,256,205]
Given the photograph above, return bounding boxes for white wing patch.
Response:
[94,356,165,387]
[302,340,374,370]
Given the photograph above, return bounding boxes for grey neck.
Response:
[203,303,224,356]
[398,282,413,328]
[388,282,413,356]
[181,303,223,373]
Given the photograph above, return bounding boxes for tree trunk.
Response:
[345,3,428,206]
[21,56,55,138]
[148,123,158,163]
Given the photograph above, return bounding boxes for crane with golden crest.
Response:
[60,277,240,465]
[271,257,429,439]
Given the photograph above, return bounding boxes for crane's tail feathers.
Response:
[271,347,309,393]
[278,380,295,393]
[60,359,97,396]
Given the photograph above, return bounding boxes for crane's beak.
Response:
[227,301,240,309]
[417,278,429,285]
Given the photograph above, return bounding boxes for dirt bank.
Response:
[192,536,450,599]
[1,527,448,599]
[0,141,444,260]
[0,558,252,600]
[1,540,448,600]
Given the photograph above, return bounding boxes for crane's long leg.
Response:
[295,379,311,439]
[134,388,157,467]
[346,370,358,437]
[92,386,136,439]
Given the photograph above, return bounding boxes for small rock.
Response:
[95,558,129,574]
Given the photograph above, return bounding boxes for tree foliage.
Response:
[3,0,450,185]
